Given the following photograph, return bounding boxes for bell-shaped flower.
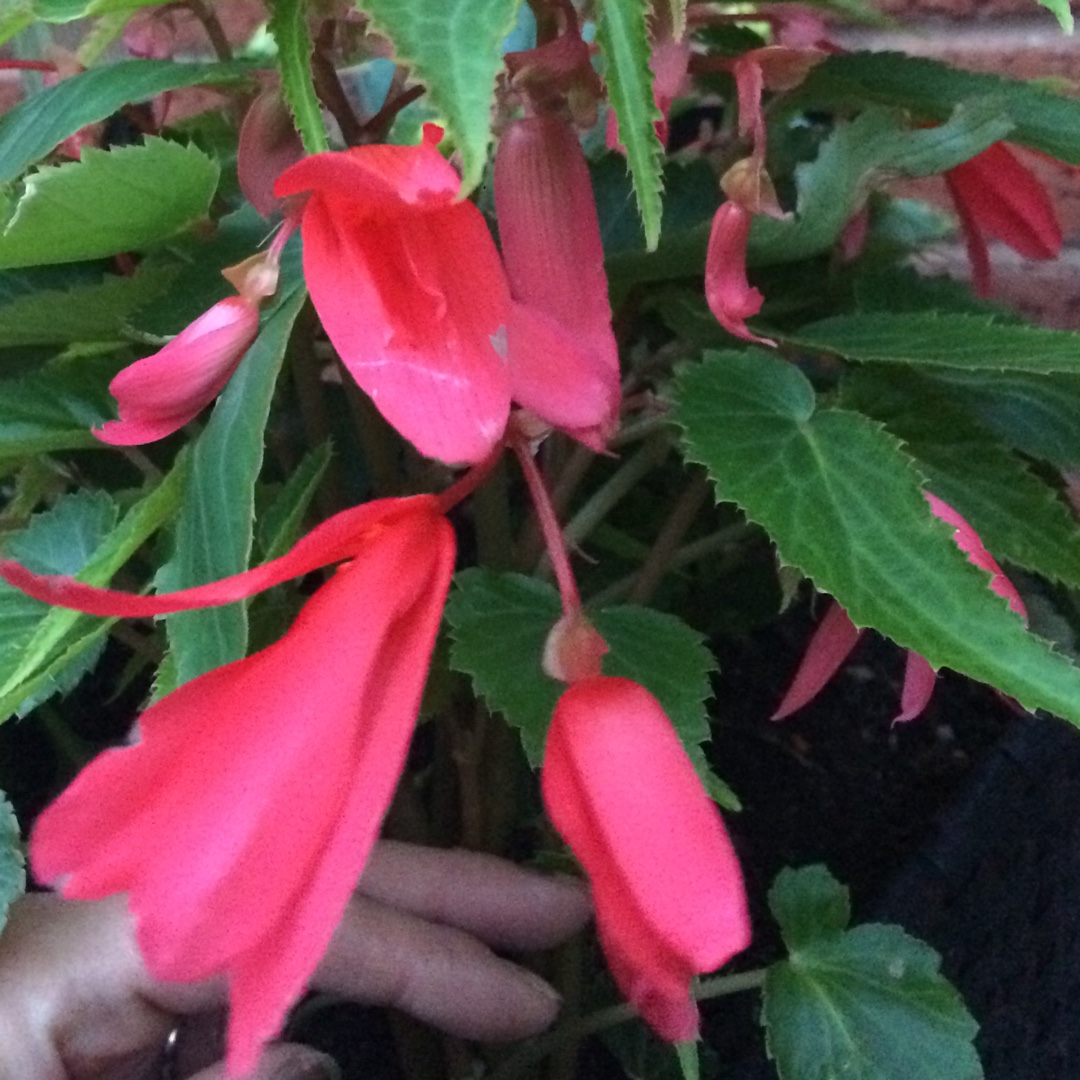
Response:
[944,141,1062,297]
[275,124,513,465]
[494,115,621,450]
[705,201,774,346]
[773,492,1026,722]
[542,676,750,1040]
[2,495,456,1076]
[95,296,261,446]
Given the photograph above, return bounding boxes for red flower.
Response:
[275,125,513,465]
[542,676,750,1039]
[94,297,260,446]
[494,115,621,450]
[3,495,456,1075]
[705,202,773,346]
[944,141,1062,298]
[773,493,1026,722]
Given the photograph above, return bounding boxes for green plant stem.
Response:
[589,523,754,607]
[472,457,516,570]
[611,412,672,449]
[490,968,768,1080]
[628,469,712,605]
[562,433,671,551]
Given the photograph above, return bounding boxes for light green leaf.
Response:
[0,139,220,269]
[769,864,852,952]
[671,350,1080,726]
[0,466,185,720]
[800,50,1080,162]
[750,102,1013,266]
[157,285,306,686]
[1035,0,1074,32]
[0,264,174,346]
[268,0,329,153]
[361,0,519,193]
[793,311,1080,373]
[764,867,981,1080]
[840,367,1080,589]
[597,0,665,251]
[0,355,116,460]
[0,60,250,183]
[445,569,731,803]
[0,791,23,933]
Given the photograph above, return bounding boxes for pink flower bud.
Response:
[705,202,774,346]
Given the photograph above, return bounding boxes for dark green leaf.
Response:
[268,0,329,153]
[361,0,519,193]
[0,139,220,269]
[768,864,852,952]
[0,60,251,184]
[671,350,1080,725]
[258,439,332,560]
[597,0,665,250]
[0,791,23,933]
[793,312,1080,373]
[157,286,306,686]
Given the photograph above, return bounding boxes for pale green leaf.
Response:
[793,312,1080,373]
[764,866,981,1080]
[157,285,306,686]
[360,0,519,193]
[597,0,665,251]
[1035,0,1074,32]
[0,60,250,183]
[0,791,23,933]
[268,0,328,153]
[0,139,220,269]
[671,350,1080,726]
[840,367,1080,589]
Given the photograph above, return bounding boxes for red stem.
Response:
[0,60,57,72]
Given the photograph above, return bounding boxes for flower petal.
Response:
[894,650,937,724]
[705,202,774,346]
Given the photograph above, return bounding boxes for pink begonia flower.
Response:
[543,676,750,1040]
[943,141,1062,298]
[495,115,621,450]
[95,296,261,446]
[275,125,513,465]
[2,495,456,1077]
[773,493,1026,723]
[705,201,774,345]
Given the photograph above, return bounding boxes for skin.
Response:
[0,841,592,1080]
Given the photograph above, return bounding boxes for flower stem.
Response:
[312,21,365,146]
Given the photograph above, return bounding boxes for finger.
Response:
[187,1044,340,1080]
[314,894,564,1040]
[359,842,591,950]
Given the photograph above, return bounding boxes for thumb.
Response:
[188,1043,342,1080]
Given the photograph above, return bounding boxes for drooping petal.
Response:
[894,651,937,724]
[277,128,512,464]
[925,491,1027,619]
[772,601,863,720]
[238,87,305,218]
[95,297,260,446]
[30,500,456,1076]
[0,495,441,618]
[542,677,750,1040]
[495,116,620,446]
[705,202,774,346]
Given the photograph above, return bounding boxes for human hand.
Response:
[0,841,591,1080]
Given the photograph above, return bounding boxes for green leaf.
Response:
[769,864,852,952]
[597,0,665,251]
[919,369,1080,468]
[268,0,329,153]
[840,367,1080,588]
[0,60,250,183]
[750,103,1013,266]
[0,0,169,39]
[361,0,519,193]
[793,312,1080,373]
[258,439,332,560]
[0,466,185,719]
[800,50,1080,163]
[764,867,981,1080]
[1035,0,1074,33]
[445,569,728,801]
[157,285,306,686]
[0,264,174,346]
[0,139,220,269]
[0,355,116,460]
[0,791,23,933]
[671,350,1080,726]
